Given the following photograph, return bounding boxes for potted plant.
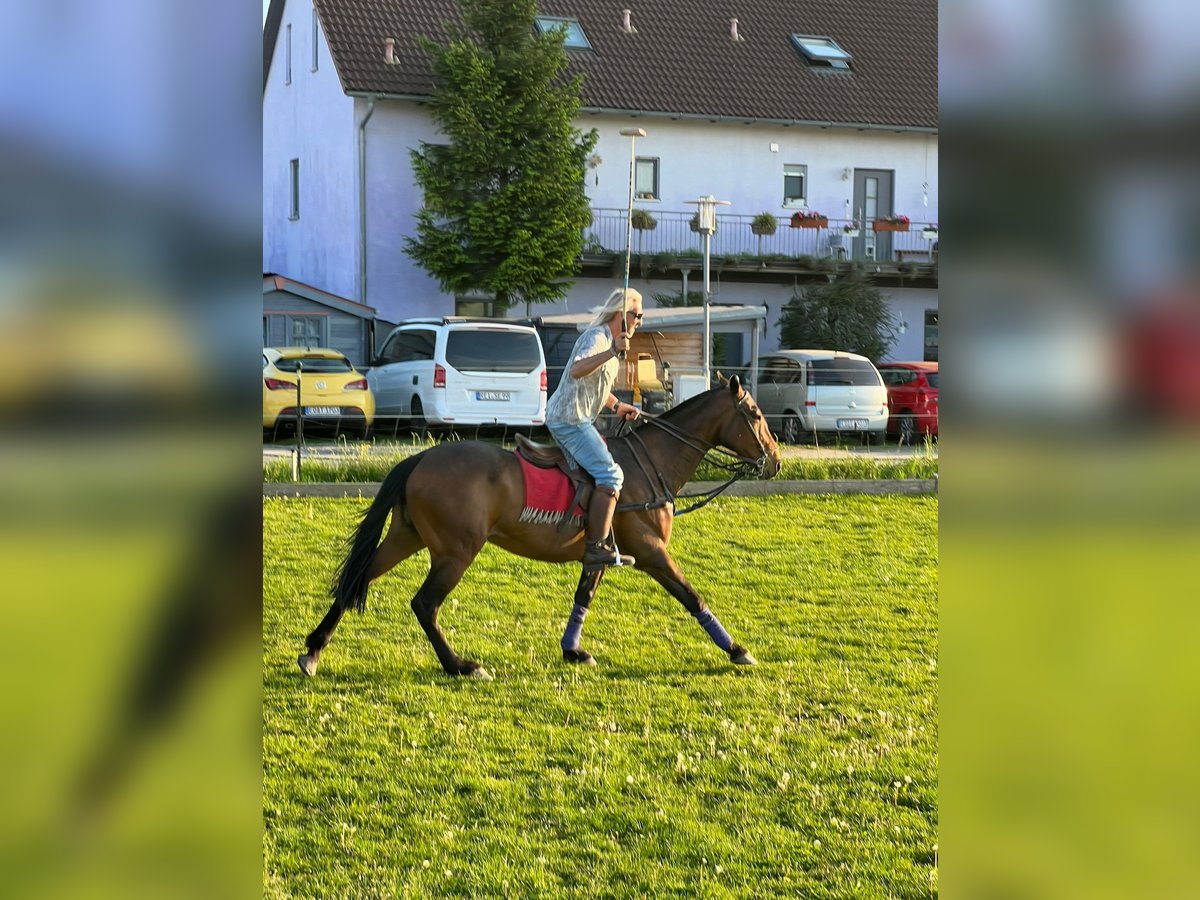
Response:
[922,223,938,240]
[630,209,657,231]
[790,210,828,229]
[872,213,910,232]
[750,212,778,236]
[842,219,861,238]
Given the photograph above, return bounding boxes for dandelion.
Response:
[422,860,430,869]
[810,761,818,770]
[715,865,723,875]
[904,775,913,785]
[444,869,452,877]
[813,839,821,848]
[626,774,635,784]
[894,826,902,834]
[894,781,901,788]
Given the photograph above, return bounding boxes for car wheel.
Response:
[898,413,916,445]
[781,414,802,444]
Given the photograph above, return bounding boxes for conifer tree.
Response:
[406,0,597,311]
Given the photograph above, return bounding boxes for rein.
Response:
[616,395,769,517]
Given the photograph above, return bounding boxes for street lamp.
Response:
[617,127,646,360]
[685,194,730,388]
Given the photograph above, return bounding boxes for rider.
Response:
[546,287,643,571]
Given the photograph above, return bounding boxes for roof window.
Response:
[535,17,592,50]
[790,34,853,70]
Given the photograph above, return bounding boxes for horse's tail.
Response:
[331,451,425,614]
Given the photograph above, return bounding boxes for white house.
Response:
[263,0,938,363]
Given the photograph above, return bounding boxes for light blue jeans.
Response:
[546,420,624,492]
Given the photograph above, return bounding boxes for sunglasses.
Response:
[627,311,643,321]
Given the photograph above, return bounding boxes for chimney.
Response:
[622,9,636,34]
[384,37,397,64]
[730,18,744,42]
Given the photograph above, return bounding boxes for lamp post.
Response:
[685,194,730,388]
[617,127,646,360]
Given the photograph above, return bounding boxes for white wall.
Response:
[262,0,358,300]
[581,115,938,227]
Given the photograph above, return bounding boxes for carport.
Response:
[529,304,769,401]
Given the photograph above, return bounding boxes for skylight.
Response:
[790,34,853,70]
[535,17,592,50]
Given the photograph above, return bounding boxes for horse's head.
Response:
[716,374,782,478]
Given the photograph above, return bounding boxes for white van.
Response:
[756,349,889,444]
[368,319,547,429]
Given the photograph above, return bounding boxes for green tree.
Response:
[778,276,897,361]
[406,0,598,312]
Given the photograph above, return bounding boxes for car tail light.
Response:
[345,378,368,391]
[540,369,547,391]
[433,364,446,388]
[264,377,295,391]
[805,400,816,407]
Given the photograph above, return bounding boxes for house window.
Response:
[455,296,500,317]
[635,158,659,200]
[290,316,324,345]
[311,9,319,71]
[790,34,853,71]
[924,310,939,362]
[289,159,300,220]
[534,16,591,50]
[285,24,292,84]
[783,164,807,207]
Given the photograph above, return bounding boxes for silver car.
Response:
[756,349,889,444]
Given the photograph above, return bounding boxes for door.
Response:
[367,327,436,415]
[852,169,895,262]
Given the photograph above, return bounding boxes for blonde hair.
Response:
[588,287,643,327]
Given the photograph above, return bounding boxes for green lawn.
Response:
[264,495,938,898]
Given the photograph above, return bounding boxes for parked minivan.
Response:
[756,349,889,444]
[368,319,547,429]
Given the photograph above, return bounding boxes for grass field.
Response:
[264,495,938,898]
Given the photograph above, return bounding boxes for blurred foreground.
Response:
[945,0,1200,895]
[0,0,259,897]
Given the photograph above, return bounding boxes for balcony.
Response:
[579,208,938,287]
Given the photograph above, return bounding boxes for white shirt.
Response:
[546,326,618,425]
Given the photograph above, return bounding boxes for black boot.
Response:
[582,487,634,571]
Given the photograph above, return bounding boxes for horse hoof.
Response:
[467,666,493,681]
[730,650,758,666]
[563,648,596,666]
[298,654,318,677]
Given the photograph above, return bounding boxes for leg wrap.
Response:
[561,603,589,651]
[693,607,734,652]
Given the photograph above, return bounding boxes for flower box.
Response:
[790,213,828,229]
[873,218,909,232]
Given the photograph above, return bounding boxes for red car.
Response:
[877,362,939,442]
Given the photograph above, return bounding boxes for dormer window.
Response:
[535,16,592,50]
[790,34,853,71]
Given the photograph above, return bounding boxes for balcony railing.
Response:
[583,208,938,264]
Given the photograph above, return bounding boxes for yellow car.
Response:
[263,347,375,438]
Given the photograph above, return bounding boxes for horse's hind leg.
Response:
[411,554,491,680]
[298,524,424,677]
[562,568,605,665]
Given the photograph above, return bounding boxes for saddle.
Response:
[515,433,594,532]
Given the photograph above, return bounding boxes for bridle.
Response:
[617,391,774,516]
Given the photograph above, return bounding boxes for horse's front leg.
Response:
[561,567,605,665]
[639,550,757,665]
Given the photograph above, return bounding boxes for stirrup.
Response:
[583,539,635,572]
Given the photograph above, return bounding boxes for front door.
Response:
[852,169,895,262]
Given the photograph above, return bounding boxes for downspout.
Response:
[358,95,377,317]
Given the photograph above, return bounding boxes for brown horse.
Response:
[298,375,781,680]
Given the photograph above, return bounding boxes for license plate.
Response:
[476,391,510,401]
[304,406,341,416]
[837,418,868,429]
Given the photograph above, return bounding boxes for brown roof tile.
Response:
[310,0,936,129]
